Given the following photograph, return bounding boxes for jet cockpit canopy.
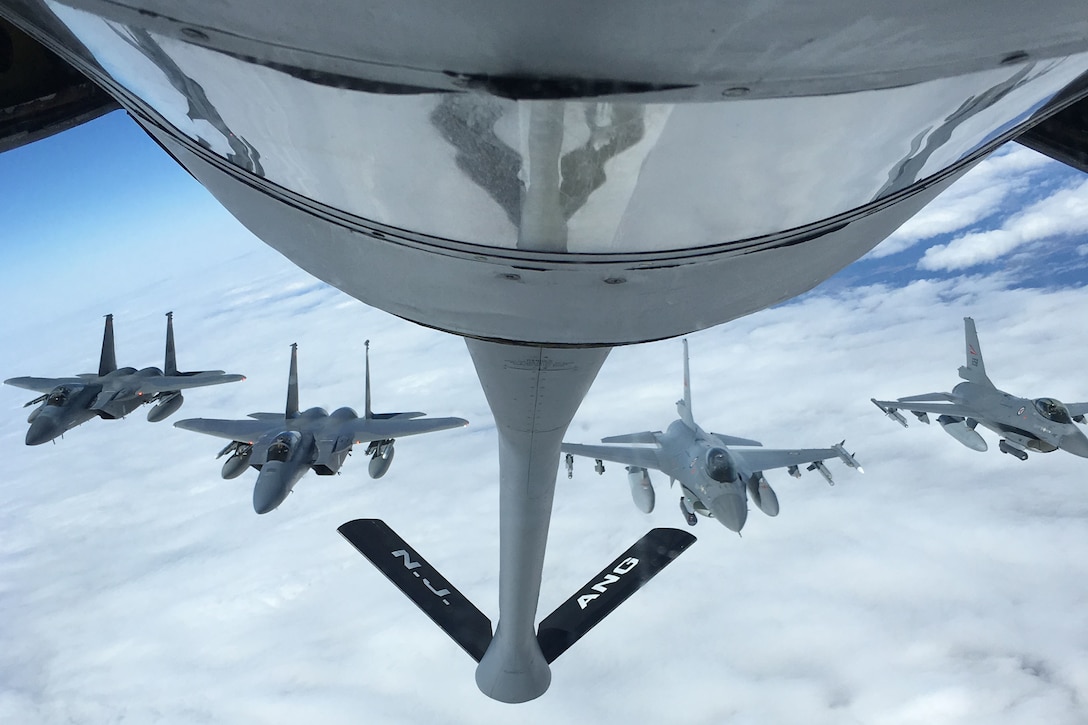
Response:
[705,447,737,483]
[267,431,302,462]
[46,387,71,406]
[1034,397,1073,425]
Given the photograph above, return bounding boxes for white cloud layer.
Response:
[3,225,1088,724]
[920,177,1088,271]
[869,144,1054,259]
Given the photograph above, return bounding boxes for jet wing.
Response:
[132,373,246,394]
[345,416,468,442]
[710,433,763,447]
[4,376,85,393]
[1065,402,1088,419]
[173,417,279,443]
[733,446,841,472]
[560,443,663,472]
[871,397,978,419]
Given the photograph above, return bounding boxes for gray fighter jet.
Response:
[5,312,244,445]
[872,317,1088,461]
[562,340,862,533]
[174,342,468,513]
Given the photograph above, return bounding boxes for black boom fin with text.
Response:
[536,527,696,663]
[338,521,695,666]
[338,519,494,661]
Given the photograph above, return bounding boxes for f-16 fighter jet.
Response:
[872,317,1088,461]
[174,341,468,513]
[6,313,244,445]
[562,340,862,532]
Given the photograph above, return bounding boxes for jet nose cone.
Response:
[25,418,58,446]
[709,490,748,532]
[252,466,289,514]
[1060,431,1088,458]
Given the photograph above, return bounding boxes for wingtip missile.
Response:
[832,441,863,473]
[871,398,908,427]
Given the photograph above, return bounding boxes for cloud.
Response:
[920,177,1088,271]
[869,144,1054,259]
[4,117,1088,724]
[4,239,1088,724]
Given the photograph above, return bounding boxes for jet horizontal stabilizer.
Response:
[371,411,426,420]
[898,392,955,403]
[338,518,494,662]
[247,412,285,420]
[710,433,764,447]
[536,528,696,664]
[601,431,659,444]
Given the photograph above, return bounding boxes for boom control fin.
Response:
[339,520,696,666]
[338,518,493,661]
[536,527,696,663]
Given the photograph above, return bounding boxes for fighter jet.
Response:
[562,340,862,533]
[5,312,244,445]
[872,317,1088,461]
[174,341,468,514]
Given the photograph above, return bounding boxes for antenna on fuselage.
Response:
[286,343,299,418]
[164,311,177,376]
[364,339,372,419]
[99,314,117,377]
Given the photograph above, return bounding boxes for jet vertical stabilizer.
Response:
[164,311,178,376]
[677,338,695,429]
[286,343,299,418]
[98,314,116,376]
[364,339,372,420]
[958,317,993,386]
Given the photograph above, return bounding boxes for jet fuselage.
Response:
[656,421,751,532]
[951,382,1088,457]
[25,383,101,445]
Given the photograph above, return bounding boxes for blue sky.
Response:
[3,111,1088,724]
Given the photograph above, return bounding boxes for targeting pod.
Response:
[679,496,697,527]
[998,439,1029,460]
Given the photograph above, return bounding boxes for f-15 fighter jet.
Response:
[873,317,1088,461]
[562,340,862,532]
[6,312,244,445]
[174,341,468,513]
